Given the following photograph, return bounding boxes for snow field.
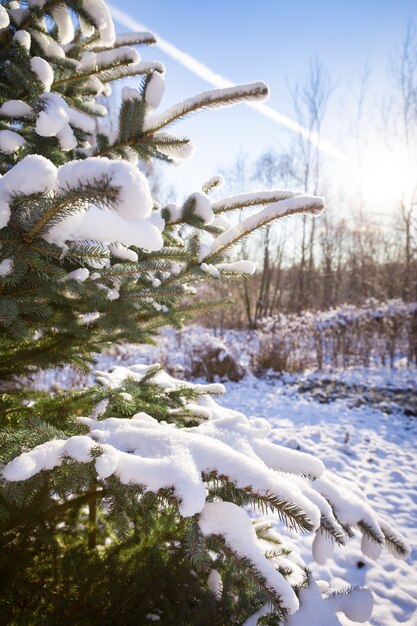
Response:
[221,376,417,625]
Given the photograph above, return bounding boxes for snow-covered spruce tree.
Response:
[0,1,410,624]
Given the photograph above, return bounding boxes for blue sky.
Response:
[111,1,417,198]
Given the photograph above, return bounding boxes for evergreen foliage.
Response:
[0,1,409,624]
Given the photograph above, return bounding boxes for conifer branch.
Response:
[98,61,165,83]
[202,195,324,261]
[95,133,192,160]
[51,61,162,99]
[13,0,64,33]
[212,190,300,214]
[320,514,346,545]
[357,521,384,545]
[21,184,118,241]
[211,534,289,614]
[41,488,109,522]
[379,520,410,558]
[205,472,315,532]
[143,83,269,133]
[92,32,157,51]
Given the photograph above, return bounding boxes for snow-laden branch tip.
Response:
[143,82,269,133]
[3,362,409,557]
[211,190,300,214]
[91,31,157,51]
[199,501,300,613]
[200,193,325,260]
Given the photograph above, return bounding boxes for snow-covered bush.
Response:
[255,299,417,373]
[0,2,410,624]
[159,327,245,381]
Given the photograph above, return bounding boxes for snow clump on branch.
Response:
[3,362,410,622]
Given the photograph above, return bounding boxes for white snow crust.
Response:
[207,568,223,599]
[29,29,65,59]
[200,262,220,278]
[13,30,31,50]
[190,192,214,224]
[45,205,163,251]
[82,0,115,45]
[2,406,317,528]
[43,156,161,250]
[67,268,90,282]
[0,5,10,28]
[211,189,299,213]
[0,155,161,253]
[285,575,373,625]
[30,56,54,91]
[50,4,74,44]
[56,157,153,220]
[121,86,141,102]
[111,31,156,47]
[217,261,256,274]
[35,93,95,150]
[0,129,25,153]
[108,243,138,262]
[1,155,57,197]
[313,528,335,565]
[199,501,299,613]
[0,155,57,229]
[145,72,165,109]
[5,358,407,602]
[6,4,26,27]
[0,258,13,276]
[0,100,32,117]
[203,175,225,192]
[94,46,139,68]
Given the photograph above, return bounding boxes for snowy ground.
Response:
[28,335,417,625]
[220,376,417,626]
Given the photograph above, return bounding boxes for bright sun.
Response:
[347,141,417,213]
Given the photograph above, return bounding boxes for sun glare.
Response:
[349,143,416,212]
